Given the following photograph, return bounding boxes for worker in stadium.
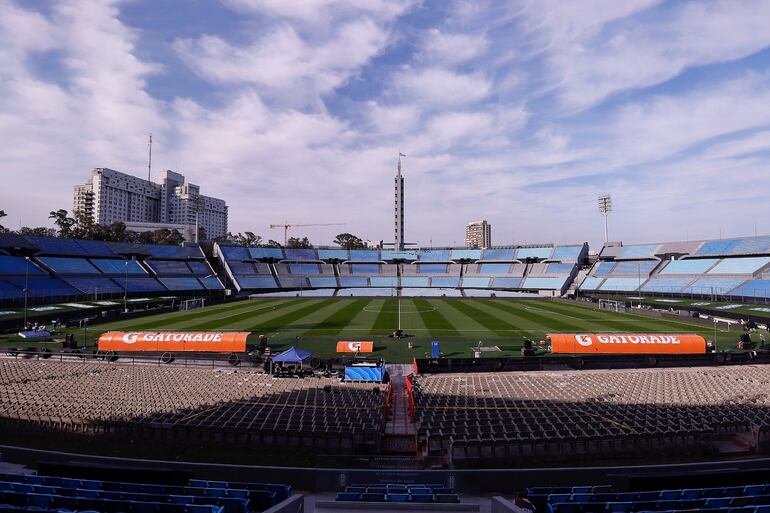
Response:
[512,490,536,512]
[760,333,767,349]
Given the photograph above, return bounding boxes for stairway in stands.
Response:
[381,364,416,455]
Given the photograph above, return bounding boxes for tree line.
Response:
[0,209,370,249]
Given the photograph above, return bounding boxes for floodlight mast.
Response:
[598,194,613,244]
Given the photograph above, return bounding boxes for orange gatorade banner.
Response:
[98,332,249,352]
[336,341,374,353]
[548,333,706,355]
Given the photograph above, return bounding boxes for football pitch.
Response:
[54,297,727,362]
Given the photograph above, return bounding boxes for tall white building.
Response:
[73,168,228,240]
[394,154,405,251]
[466,220,492,248]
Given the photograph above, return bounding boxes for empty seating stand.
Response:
[336,483,459,504]
[0,360,386,454]
[413,366,770,466]
[216,242,589,297]
[0,472,291,513]
[528,482,770,513]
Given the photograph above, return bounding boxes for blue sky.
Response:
[2,0,770,248]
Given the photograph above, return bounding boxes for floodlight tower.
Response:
[598,194,612,244]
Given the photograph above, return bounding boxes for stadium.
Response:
[5,2,770,513]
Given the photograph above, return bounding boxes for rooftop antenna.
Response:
[147,133,153,183]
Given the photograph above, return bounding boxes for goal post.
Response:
[599,299,624,313]
[179,298,206,311]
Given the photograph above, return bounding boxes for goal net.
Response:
[179,298,206,311]
[599,299,625,313]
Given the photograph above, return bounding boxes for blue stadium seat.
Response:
[659,258,719,274]
[187,261,213,275]
[147,245,203,259]
[418,263,448,273]
[226,261,257,275]
[247,248,284,260]
[0,281,23,299]
[491,277,522,288]
[418,250,450,262]
[598,278,641,291]
[219,246,250,261]
[63,277,123,294]
[546,263,575,274]
[593,262,616,275]
[147,260,195,275]
[309,276,338,288]
[349,250,380,261]
[478,263,512,274]
[641,277,692,293]
[682,277,746,295]
[733,280,770,297]
[523,277,567,289]
[380,250,418,261]
[4,277,80,298]
[611,260,658,275]
[370,277,398,287]
[695,238,743,256]
[579,277,604,290]
[158,278,204,291]
[37,257,101,275]
[551,245,584,261]
[516,247,553,259]
[123,277,167,292]
[401,277,429,287]
[234,276,278,289]
[283,248,317,260]
[431,277,461,288]
[338,277,368,288]
[708,256,770,274]
[199,276,224,290]
[450,249,482,260]
[90,258,146,275]
[287,263,320,274]
[0,255,47,275]
[481,248,516,260]
[619,244,658,258]
[461,277,490,288]
[317,249,349,261]
[350,263,380,274]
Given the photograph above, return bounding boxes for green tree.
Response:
[287,236,312,248]
[265,239,282,248]
[334,232,366,249]
[238,231,262,247]
[48,209,76,237]
[71,210,96,240]
[18,226,57,237]
[0,210,7,233]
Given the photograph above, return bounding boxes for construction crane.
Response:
[269,223,346,246]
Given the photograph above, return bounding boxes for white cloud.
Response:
[222,0,412,24]
[418,28,488,66]
[4,0,770,249]
[392,67,492,107]
[522,0,770,109]
[600,72,770,164]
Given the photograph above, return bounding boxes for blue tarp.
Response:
[272,346,313,363]
[344,366,385,382]
[18,330,51,339]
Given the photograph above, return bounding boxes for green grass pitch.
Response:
[34,297,731,363]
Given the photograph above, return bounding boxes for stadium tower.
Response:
[395,153,405,251]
